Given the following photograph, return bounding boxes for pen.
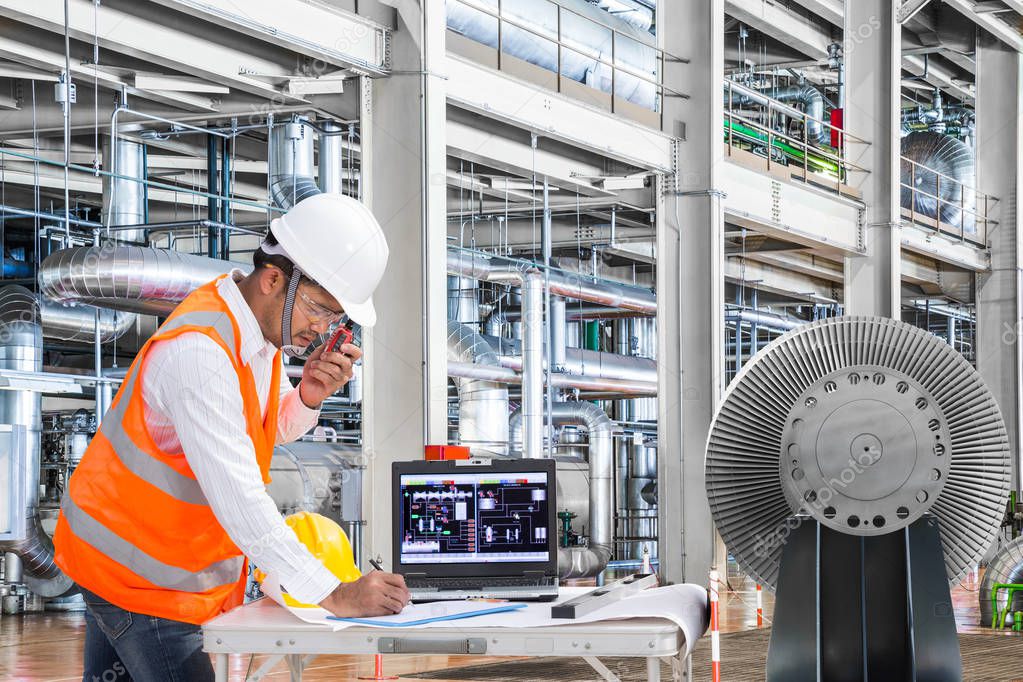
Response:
[369,558,384,572]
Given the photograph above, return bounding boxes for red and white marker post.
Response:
[756,583,764,627]
[358,653,397,680]
[709,570,721,682]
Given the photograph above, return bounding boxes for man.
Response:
[54,194,409,681]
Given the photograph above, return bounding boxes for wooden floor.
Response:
[0,571,1001,681]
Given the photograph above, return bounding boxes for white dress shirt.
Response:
[141,271,341,605]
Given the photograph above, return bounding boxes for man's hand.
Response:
[319,572,410,618]
[298,342,362,409]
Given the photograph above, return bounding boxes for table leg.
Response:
[646,657,662,682]
[215,653,229,682]
[582,656,620,682]
[285,654,303,682]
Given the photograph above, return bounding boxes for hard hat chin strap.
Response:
[281,265,307,357]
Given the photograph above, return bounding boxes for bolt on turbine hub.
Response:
[706,316,1010,590]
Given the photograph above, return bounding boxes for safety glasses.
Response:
[296,287,345,326]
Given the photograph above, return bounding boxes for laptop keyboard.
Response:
[406,576,556,590]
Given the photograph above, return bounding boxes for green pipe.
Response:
[723,120,840,175]
[585,321,600,352]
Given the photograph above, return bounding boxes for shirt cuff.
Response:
[280,555,342,606]
[279,388,321,440]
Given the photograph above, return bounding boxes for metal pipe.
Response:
[495,344,657,385]
[763,84,829,146]
[550,296,567,370]
[207,134,219,256]
[0,286,73,596]
[448,361,656,396]
[447,322,509,456]
[521,270,545,458]
[102,137,147,244]
[447,248,656,314]
[317,120,345,194]
[724,308,803,332]
[510,402,614,578]
[269,118,320,210]
[38,246,245,315]
[220,135,231,259]
[38,297,134,342]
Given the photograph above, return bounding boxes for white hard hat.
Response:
[267,193,389,327]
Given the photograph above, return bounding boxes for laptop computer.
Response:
[392,458,559,602]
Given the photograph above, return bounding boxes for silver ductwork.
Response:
[39,297,135,343]
[900,131,976,234]
[448,249,656,314]
[591,0,653,32]
[765,85,829,146]
[725,308,804,333]
[317,120,346,195]
[510,401,614,578]
[270,118,321,210]
[38,246,244,315]
[448,361,656,396]
[980,537,1023,627]
[447,322,509,456]
[0,286,74,597]
[102,138,147,244]
[521,270,545,458]
[446,0,657,110]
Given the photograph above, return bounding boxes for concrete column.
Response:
[842,1,901,317]
[360,4,449,565]
[657,0,725,585]
[975,35,1023,491]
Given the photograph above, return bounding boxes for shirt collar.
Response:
[218,270,277,365]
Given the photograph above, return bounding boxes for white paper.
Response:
[260,579,708,657]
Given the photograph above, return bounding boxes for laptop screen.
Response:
[398,470,551,564]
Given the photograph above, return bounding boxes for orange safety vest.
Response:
[54,276,282,625]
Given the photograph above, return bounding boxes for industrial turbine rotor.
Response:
[706,316,1010,590]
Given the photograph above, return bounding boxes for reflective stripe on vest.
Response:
[60,493,243,592]
[96,310,239,507]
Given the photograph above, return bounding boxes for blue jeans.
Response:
[81,588,213,682]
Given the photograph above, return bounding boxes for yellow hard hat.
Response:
[255,511,362,608]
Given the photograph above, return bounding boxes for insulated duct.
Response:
[900,131,976,234]
[521,270,545,458]
[979,537,1023,627]
[447,322,509,456]
[38,246,244,315]
[102,138,147,244]
[764,85,829,146]
[270,118,321,210]
[446,0,658,110]
[0,286,74,597]
[317,120,346,195]
[510,401,614,578]
[448,249,656,314]
[38,297,134,343]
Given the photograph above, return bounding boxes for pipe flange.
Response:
[780,366,951,536]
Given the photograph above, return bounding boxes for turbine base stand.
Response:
[766,514,960,681]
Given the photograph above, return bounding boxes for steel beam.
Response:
[843,0,902,317]
[789,0,844,26]
[943,0,1023,53]
[975,35,1023,491]
[0,31,220,112]
[148,0,389,74]
[659,0,725,586]
[0,0,304,101]
[725,0,832,60]
[361,6,448,570]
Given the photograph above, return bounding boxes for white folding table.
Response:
[203,598,694,682]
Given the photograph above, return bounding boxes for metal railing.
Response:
[448,0,689,124]
[722,79,869,198]
[900,155,993,247]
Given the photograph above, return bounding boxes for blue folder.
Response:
[327,602,527,627]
